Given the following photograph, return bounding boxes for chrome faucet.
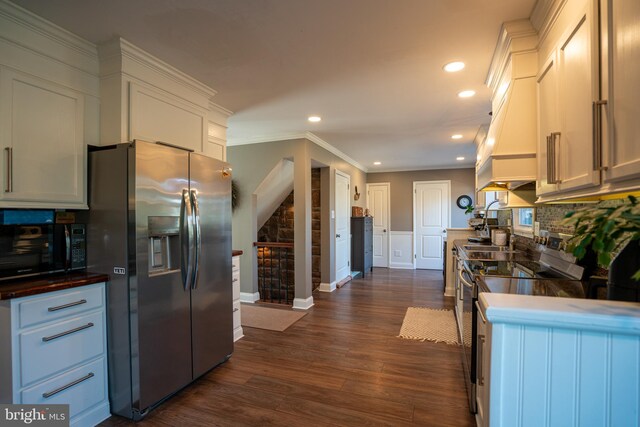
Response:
[482,199,501,237]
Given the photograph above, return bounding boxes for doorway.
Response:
[366,183,389,267]
[413,181,450,269]
[335,170,351,282]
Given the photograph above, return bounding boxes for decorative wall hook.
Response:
[354,185,360,201]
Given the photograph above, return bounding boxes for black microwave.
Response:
[0,210,86,281]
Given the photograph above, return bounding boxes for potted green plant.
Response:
[562,195,640,300]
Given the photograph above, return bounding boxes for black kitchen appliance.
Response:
[0,210,86,281]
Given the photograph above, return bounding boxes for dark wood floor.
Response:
[100,268,475,426]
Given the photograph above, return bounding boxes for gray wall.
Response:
[227,138,366,300]
[367,168,475,231]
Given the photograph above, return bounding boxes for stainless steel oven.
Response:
[453,253,478,413]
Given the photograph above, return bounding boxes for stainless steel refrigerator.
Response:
[87,140,233,420]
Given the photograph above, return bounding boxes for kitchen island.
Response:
[478,293,640,427]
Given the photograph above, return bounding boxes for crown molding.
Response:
[0,0,98,74]
[209,101,233,117]
[98,37,217,100]
[228,131,367,172]
[530,0,568,47]
[485,19,538,93]
[368,164,475,173]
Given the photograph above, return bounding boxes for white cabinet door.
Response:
[0,68,86,208]
[536,53,560,196]
[602,0,640,183]
[475,303,490,427]
[556,3,600,193]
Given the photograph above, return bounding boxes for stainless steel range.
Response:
[454,231,587,414]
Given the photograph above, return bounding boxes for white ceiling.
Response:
[13,0,537,172]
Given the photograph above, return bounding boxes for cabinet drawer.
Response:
[20,311,104,387]
[232,272,240,300]
[232,256,240,272]
[18,285,104,329]
[21,357,106,419]
[233,300,241,329]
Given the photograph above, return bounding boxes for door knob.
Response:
[383,229,387,233]
[336,234,341,238]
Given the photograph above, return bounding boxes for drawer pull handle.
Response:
[48,299,87,312]
[233,308,239,312]
[42,322,94,342]
[42,372,94,399]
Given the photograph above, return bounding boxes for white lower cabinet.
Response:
[232,255,244,341]
[0,283,110,427]
[478,293,640,427]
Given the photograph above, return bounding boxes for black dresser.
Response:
[351,216,373,277]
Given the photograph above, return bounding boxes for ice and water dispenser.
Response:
[148,216,180,275]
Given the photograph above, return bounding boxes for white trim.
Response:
[367,163,475,173]
[335,170,352,284]
[318,281,337,293]
[233,327,244,342]
[240,292,260,303]
[227,132,367,172]
[292,296,314,310]
[389,261,415,270]
[388,231,414,270]
[413,180,451,270]
[0,0,97,60]
[98,37,216,99]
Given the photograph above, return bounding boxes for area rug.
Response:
[398,307,469,345]
[241,304,307,332]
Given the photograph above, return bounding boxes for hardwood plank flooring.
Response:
[99,268,475,426]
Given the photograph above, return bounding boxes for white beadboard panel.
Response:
[389,231,413,269]
[610,336,640,426]
[490,324,524,425]
[129,82,206,152]
[549,328,578,426]
[578,331,609,426]
[520,326,550,426]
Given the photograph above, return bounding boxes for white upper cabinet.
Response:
[536,53,560,196]
[98,38,230,158]
[534,0,640,201]
[601,0,640,184]
[535,0,600,199]
[0,1,100,209]
[0,69,86,207]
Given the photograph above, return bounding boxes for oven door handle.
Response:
[458,268,474,289]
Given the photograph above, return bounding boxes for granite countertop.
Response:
[0,271,110,300]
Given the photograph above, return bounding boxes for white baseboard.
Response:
[240,292,260,303]
[318,281,337,292]
[292,296,314,310]
[233,326,244,342]
[389,261,415,270]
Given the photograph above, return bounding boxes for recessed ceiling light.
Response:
[456,156,465,161]
[373,161,381,165]
[444,61,465,72]
[308,116,321,122]
[451,134,463,140]
[458,90,476,98]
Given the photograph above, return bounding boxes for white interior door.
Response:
[335,171,351,283]
[367,183,389,267]
[414,181,450,270]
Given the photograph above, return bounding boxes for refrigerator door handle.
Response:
[180,189,194,291]
[190,189,202,289]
